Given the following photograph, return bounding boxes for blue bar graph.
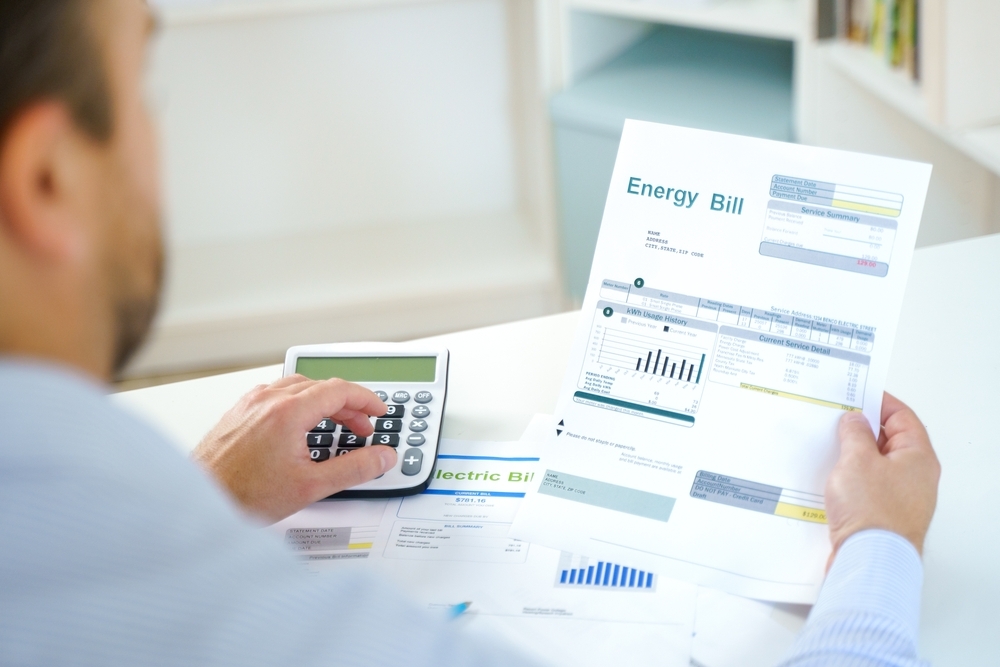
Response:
[554,554,656,592]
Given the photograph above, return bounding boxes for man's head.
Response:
[0,0,162,380]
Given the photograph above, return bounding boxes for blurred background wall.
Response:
[130,0,1000,382]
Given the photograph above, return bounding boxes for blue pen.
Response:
[449,601,472,619]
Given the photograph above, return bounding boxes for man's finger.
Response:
[336,410,377,436]
[838,411,879,460]
[294,379,387,425]
[318,446,397,496]
[880,398,929,453]
[879,392,909,427]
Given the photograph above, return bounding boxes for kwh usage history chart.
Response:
[575,298,716,428]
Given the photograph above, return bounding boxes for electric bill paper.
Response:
[270,438,697,667]
[510,121,931,603]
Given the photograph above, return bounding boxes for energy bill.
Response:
[509,120,932,603]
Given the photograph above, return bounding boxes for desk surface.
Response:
[116,233,1000,666]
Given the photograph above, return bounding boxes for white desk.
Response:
[116,233,1000,666]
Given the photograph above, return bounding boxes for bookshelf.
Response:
[822,41,1000,176]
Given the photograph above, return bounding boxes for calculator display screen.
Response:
[296,356,437,383]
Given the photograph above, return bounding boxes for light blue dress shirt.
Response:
[779,530,928,667]
[0,360,928,666]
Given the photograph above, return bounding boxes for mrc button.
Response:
[401,448,423,476]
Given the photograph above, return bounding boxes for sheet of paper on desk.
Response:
[508,121,932,603]
[270,438,698,667]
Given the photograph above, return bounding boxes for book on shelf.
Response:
[835,0,919,81]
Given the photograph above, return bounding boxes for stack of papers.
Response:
[272,438,697,666]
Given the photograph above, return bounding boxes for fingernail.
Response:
[379,447,397,472]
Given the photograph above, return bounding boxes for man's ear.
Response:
[0,102,95,264]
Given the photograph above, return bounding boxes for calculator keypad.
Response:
[307,388,437,478]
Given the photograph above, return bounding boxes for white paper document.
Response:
[509,121,932,603]
[270,438,698,666]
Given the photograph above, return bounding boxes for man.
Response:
[0,1,940,665]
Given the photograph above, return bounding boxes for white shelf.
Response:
[822,41,1000,176]
[125,215,562,377]
[564,0,812,42]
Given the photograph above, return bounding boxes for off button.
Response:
[401,448,423,476]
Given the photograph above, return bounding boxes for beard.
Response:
[107,194,165,378]
[110,245,162,377]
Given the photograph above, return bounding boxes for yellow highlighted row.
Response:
[831,198,900,218]
[775,502,827,524]
[348,542,374,550]
[739,383,862,412]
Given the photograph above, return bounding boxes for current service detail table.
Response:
[115,233,1000,667]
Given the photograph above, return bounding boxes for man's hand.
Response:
[192,375,398,523]
[825,392,940,560]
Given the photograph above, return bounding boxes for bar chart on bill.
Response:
[602,327,705,382]
[555,552,656,591]
[575,301,717,426]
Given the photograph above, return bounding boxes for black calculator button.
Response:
[414,391,433,404]
[374,391,389,402]
[313,419,335,432]
[383,404,405,418]
[309,448,331,462]
[338,433,366,448]
[408,419,428,432]
[335,448,352,457]
[392,391,410,404]
[375,418,402,433]
[406,433,425,446]
[401,448,423,476]
[371,433,400,447]
[307,432,334,447]
[411,405,430,418]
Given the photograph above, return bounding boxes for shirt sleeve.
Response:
[778,529,929,667]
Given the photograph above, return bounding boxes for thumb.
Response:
[321,446,397,496]
[838,412,878,459]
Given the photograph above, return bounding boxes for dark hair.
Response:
[0,0,112,143]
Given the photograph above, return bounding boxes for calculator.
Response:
[283,343,449,498]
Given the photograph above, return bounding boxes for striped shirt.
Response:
[779,530,928,666]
